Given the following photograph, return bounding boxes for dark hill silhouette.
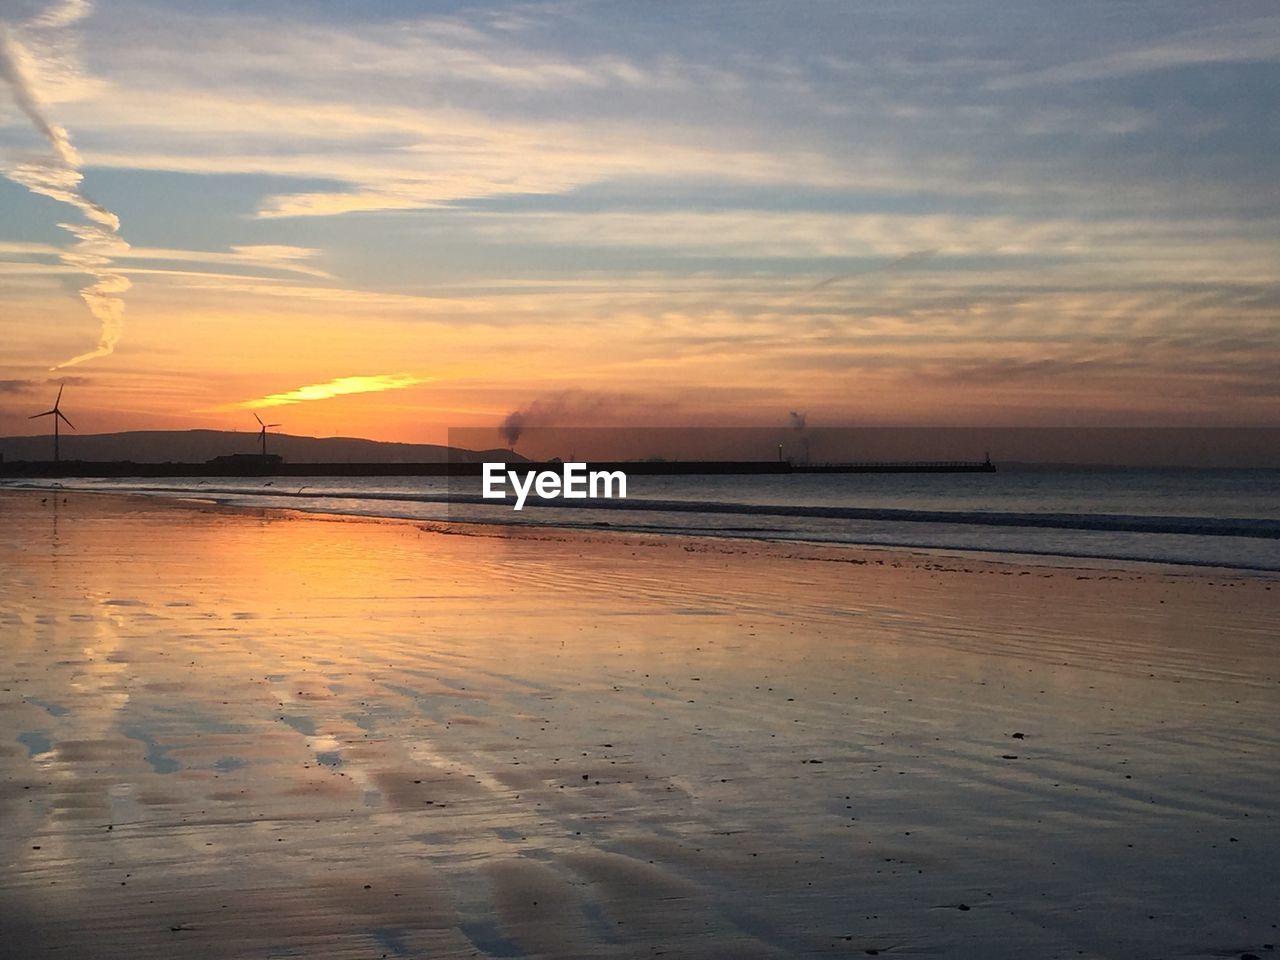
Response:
[0,429,519,464]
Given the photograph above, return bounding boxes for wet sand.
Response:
[1,489,1278,959]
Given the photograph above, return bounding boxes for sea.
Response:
[7,467,1279,573]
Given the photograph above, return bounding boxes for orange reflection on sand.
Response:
[1,491,1278,958]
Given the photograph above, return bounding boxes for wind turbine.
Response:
[253,412,281,457]
[29,385,75,462]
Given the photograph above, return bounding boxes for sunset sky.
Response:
[2,0,1278,444]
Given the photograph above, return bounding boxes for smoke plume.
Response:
[500,394,579,449]
[786,410,812,464]
[498,391,649,449]
[499,409,525,448]
[0,5,130,368]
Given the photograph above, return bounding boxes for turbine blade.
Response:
[254,412,265,426]
[267,423,281,428]
[29,410,55,419]
[57,411,76,430]
[56,384,64,406]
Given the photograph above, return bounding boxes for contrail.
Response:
[0,6,130,369]
[0,28,78,165]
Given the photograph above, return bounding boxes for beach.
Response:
[1,489,1277,959]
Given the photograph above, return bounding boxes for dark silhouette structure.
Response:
[253,412,281,457]
[206,452,284,474]
[0,458,995,479]
[28,385,75,462]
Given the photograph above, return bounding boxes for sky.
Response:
[1,0,1278,446]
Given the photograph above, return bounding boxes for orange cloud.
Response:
[237,374,428,409]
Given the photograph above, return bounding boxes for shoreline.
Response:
[3,488,1278,958]
[7,485,1279,582]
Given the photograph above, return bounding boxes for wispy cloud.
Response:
[236,374,429,409]
[0,3,129,369]
[0,372,90,393]
[990,16,1280,90]
[437,209,1280,280]
[3,2,1279,431]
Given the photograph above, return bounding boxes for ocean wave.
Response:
[46,481,1276,540]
